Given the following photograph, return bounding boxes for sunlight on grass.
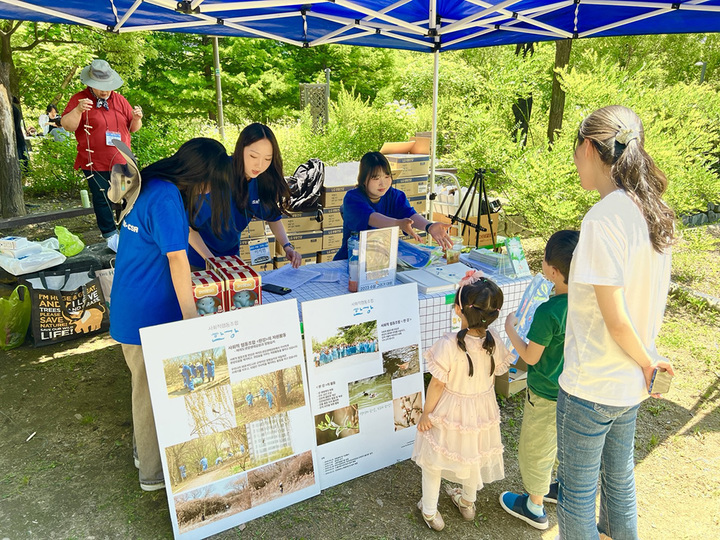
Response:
[33,334,119,364]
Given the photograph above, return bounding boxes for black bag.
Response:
[287,158,325,221]
[22,264,109,346]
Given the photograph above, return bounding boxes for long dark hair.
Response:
[356,151,393,198]
[455,278,504,377]
[140,137,232,235]
[576,105,675,253]
[232,123,289,216]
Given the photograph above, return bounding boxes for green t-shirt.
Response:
[525,293,567,401]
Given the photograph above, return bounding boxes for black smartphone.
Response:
[262,283,292,295]
[648,368,673,395]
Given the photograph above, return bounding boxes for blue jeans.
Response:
[556,388,640,540]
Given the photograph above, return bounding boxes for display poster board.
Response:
[301,282,425,489]
[140,300,320,539]
[358,226,399,291]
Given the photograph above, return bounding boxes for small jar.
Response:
[348,232,359,292]
[445,236,464,264]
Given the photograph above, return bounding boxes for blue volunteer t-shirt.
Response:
[187,177,281,267]
[110,178,190,345]
[334,186,416,260]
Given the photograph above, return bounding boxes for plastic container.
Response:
[445,236,464,264]
[348,232,359,292]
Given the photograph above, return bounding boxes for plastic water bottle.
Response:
[348,232,359,292]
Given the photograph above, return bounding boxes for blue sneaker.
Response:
[499,492,549,530]
[544,481,558,504]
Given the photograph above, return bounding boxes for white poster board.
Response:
[301,282,424,489]
[140,300,320,539]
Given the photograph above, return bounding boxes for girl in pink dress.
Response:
[412,271,514,530]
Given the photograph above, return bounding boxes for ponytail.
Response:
[577,105,675,253]
[455,278,503,377]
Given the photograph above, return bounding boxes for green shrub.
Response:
[25,136,82,197]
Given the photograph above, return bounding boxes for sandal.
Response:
[417,500,445,531]
[451,492,476,521]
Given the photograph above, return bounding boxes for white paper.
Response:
[263,264,321,289]
[301,283,424,489]
[140,301,320,539]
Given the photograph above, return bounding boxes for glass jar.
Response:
[445,235,464,264]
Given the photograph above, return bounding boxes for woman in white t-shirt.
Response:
[556,105,675,540]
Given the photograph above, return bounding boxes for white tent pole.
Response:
[213,36,225,139]
[429,0,439,226]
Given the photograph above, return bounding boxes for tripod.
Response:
[449,167,497,250]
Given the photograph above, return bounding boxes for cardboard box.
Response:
[321,163,357,208]
[383,154,430,179]
[191,270,225,316]
[408,195,427,215]
[239,236,276,262]
[395,176,428,198]
[246,219,270,237]
[322,206,344,229]
[459,212,500,248]
[250,262,273,273]
[317,249,339,262]
[275,230,323,255]
[274,253,317,268]
[322,227,343,251]
[217,265,262,311]
[494,357,528,397]
[283,210,324,234]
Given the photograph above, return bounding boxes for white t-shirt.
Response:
[559,190,671,406]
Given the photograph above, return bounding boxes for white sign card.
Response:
[358,226,399,291]
[140,300,320,540]
[301,282,425,489]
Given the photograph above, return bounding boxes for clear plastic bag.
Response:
[0,284,31,350]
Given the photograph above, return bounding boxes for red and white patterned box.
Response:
[206,255,249,273]
[216,265,262,310]
[191,270,225,316]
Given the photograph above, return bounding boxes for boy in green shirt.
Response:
[499,230,579,530]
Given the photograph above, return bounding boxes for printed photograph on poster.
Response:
[184,383,235,437]
[300,283,424,490]
[165,424,249,493]
[348,373,392,407]
[393,391,423,431]
[314,405,360,446]
[140,301,320,539]
[163,346,229,397]
[310,321,379,370]
[382,344,420,380]
[231,366,306,424]
[172,450,315,535]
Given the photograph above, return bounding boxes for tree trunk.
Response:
[0,31,24,218]
[547,39,573,146]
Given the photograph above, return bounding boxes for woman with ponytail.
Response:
[412,272,513,531]
[557,105,675,539]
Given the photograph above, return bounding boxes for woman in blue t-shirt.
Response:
[110,137,232,492]
[334,152,453,260]
[188,123,301,268]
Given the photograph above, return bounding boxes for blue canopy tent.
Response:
[1,0,718,210]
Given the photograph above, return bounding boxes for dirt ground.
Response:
[1,199,719,539]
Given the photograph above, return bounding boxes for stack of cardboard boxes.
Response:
[191,255,262,317]
[318,162,356,262]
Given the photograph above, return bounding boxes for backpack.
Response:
[287,158,324,222]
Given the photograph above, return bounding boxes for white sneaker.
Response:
[106,233,119,252]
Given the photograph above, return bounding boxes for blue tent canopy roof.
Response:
[0,0,718,51]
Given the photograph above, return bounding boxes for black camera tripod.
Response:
[448,167,498,250]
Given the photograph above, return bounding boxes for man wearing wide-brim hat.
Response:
[62,59,143,252]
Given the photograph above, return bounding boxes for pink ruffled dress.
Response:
[412,329,513,490]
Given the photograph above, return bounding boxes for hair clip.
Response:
[459,269,485,287]
[616,127,639,145]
